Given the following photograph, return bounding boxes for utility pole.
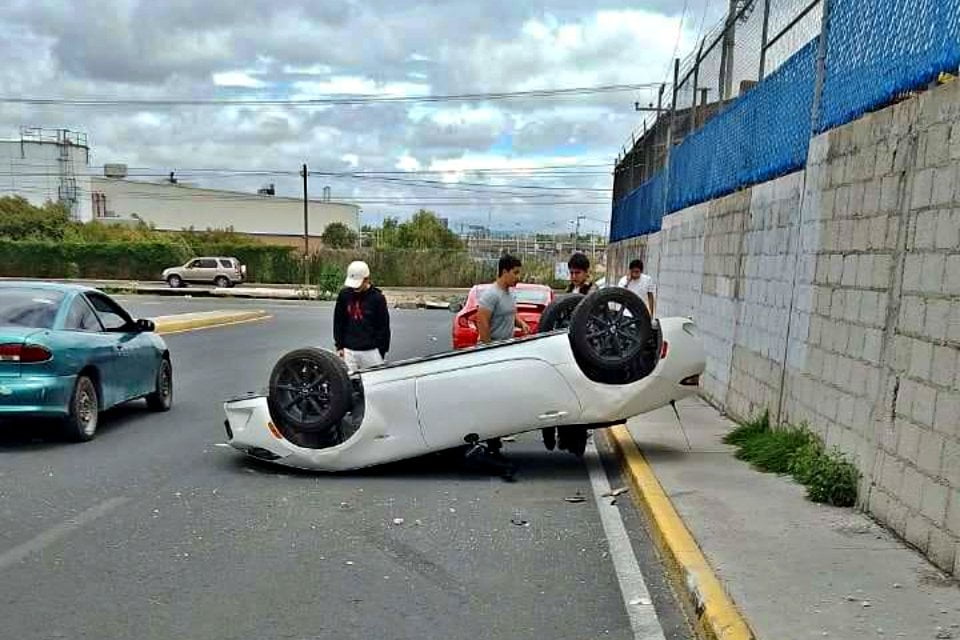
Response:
[574,214,586,252]
[301,163,309,286]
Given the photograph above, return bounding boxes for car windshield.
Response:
[0,288,65,329]
[476,286,549,305]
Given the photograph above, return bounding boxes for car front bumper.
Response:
[0,375,76,417]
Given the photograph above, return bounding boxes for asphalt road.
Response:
[0,297,691,640]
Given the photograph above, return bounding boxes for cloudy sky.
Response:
[3,0,729,234]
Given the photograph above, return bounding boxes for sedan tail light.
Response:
[0,343,53,363]
[660,340,669,360]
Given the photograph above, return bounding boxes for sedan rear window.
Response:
[0,289,65,329]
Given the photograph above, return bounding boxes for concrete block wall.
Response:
[607,79,960,573]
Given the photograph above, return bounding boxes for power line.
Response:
[0,83,664,108]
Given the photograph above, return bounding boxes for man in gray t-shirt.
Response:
[475,254,530,457]
[476,254,530,344]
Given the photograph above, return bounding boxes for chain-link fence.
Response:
[611,0,960,243]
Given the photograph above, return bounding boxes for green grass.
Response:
[723,411,860,507]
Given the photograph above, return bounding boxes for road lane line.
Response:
[0,497,130,571]
[586,441,667,640]
[157,314,272,335]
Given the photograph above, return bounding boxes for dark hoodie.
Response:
[333,286,391,356]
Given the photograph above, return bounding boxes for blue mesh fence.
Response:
[611,0,960,243]
[667,39,817,212]
[818,0,960,132]
[610,172,666,242]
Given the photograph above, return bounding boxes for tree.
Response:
[321,222,359,249]
[395,210,462,250]
[0,196,70,241]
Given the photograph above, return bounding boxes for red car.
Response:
[451,283,556,349]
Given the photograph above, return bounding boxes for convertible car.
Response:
[223,288,705,472]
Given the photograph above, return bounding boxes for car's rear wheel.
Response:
[538,293,584,332]
[268,348,352,435]
[63,375,99,442]
[569,288,652,372]
[146,358,173,412]
[214,276,231,288]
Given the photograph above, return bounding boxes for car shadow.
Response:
[0,401,154,450]
[219,442,591,483]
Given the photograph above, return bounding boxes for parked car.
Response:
[162,257,246,288]
[0,282,173,441]
[450,283,555,349]
[222,288,705,472]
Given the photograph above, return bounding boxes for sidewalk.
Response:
[619,396,960,640]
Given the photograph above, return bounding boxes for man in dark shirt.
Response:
[333,261,391,371]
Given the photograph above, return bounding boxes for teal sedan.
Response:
[0,282,173,441]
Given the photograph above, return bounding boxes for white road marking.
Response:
[0,497,129,571]
[586,441,667,640]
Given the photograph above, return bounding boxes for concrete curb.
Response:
[602,425,756,640]
[152,310,270,334]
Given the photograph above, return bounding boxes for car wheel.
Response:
[167,274,183,288]
[568,288,652,372]
[268,348,351,435]
[64,375,99,442]
[146,358,173,412]
[538,293,584,332]
[214,276,231,288]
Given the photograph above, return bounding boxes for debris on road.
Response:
[510,518,530,527]
[629,597,652,606]
[602,487,629,498]
[392,517,405,526]
[564,494,587,504]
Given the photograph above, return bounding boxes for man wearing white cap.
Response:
[333,261,391,371]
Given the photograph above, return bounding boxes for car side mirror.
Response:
[449,301,463,313]
[135,318,156,333]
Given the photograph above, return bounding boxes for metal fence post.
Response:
[759,0,772,79]
[692,39,705,130]
[662,58,680,222]
[810,0,833,135]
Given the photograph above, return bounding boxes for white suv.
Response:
[163,257,246,288]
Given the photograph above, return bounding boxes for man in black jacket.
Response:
[333,261,391,371]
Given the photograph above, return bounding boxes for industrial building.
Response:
[0,127,93,221]
[0,127,361,250]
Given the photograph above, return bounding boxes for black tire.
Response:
[214,276,231,288]
[538,293,584,333]
[569,288,652,372]
[146,358,173,412]
[64,375,99,442]
[167,274,183,288]
[267,348,351,434]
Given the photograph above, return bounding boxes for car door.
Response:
[85,292,157,401]
[61,294,128,407]
[413,353,583,449]
[194,258,219,283]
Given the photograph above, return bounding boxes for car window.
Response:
[186,260,201,269]
[197,259,218,268]
[64,296,103,332]
[0,288,64,329]
[513,289,550,304]
[85,293,132,331]
[219,259,233,268]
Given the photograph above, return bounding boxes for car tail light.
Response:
[660,341,669,360]
[0,343,53,363]
[680,374,700,386]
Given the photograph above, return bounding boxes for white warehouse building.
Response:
[0,128,93,222]
[91,169,360,251]
[0,127,361,251]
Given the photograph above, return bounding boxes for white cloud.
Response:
[212,71,266,88]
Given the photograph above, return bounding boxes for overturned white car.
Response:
[223,288,706,472]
